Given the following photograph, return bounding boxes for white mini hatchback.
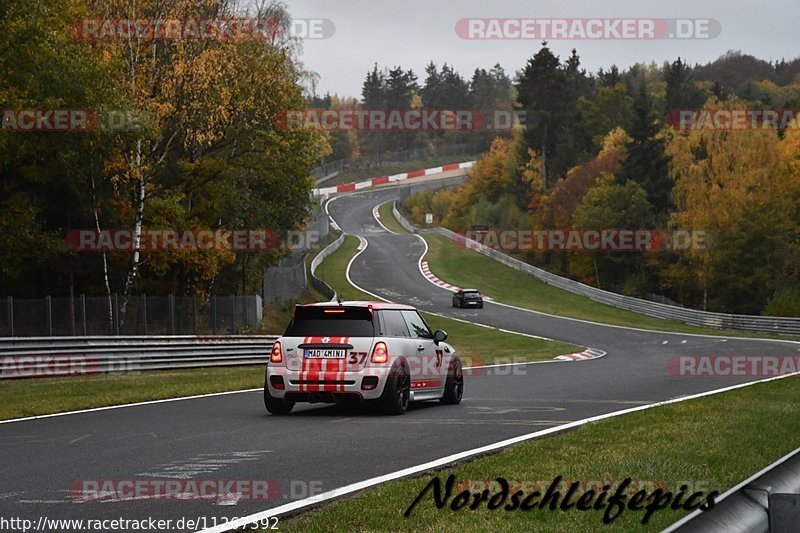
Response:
[265,301,463,415]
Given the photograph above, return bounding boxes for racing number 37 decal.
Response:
[349,352,367,365]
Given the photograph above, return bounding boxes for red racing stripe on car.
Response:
[339,337,349,391]
[299,337,309,392]
[320,360,342,392]
[305,357,324,391]
[319,336,348,391]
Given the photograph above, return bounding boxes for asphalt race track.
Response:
[2,183,798,532]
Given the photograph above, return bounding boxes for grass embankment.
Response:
[0,365,264,421]
[376,201,408,234]
[419,230,795,340]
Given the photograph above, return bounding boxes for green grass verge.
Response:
[315,235,581,365]
[421,232,796,340]
[278,374,800,532]
[0,365,264,421]
[377,201,408,234]
[325,154,482,186]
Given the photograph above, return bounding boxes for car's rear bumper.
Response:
[266,366,391,401]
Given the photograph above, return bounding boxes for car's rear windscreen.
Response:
[284,306,375,337]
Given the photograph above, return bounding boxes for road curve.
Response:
[332,186,797,397]
[1,183,797,532]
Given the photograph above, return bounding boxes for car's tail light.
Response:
[270,341,283,363]
[371,341,388,364]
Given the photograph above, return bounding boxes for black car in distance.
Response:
[452,289,484,308]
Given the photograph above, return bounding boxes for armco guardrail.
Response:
[0,335,276,379]
[309,233,345,302]
[392,204,800,336]
[665,446,800,532]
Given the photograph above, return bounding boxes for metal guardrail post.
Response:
[192,295,198,335]
[168,294,175,335]
[231,295,236,334]
[69,293,75,336]
[7,296,13,337]
[45,295,52,336]
[80,294,87,336]
[113,293,120,335]
[141,294,147,336]
[6,296,14,337]
[212,295,218,335]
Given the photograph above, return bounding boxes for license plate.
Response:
[304,349,346,359]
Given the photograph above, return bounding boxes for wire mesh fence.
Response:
[1,294,263,337]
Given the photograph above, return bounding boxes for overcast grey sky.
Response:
[282,0,799,98]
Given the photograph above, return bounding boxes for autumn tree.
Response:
[571,177,656,293]
[665,97,799,312]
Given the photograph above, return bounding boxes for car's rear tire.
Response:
[440,358,463,405]
[378,360,410,415]
[478,303,483,309]
[264,373,294,415]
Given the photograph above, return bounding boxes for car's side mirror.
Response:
[433,330,448,345]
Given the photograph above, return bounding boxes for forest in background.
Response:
[399,47,800,315]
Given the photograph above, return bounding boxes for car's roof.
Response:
[304,301,416,310]
[460,288,480,292]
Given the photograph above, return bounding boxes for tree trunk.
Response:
[90,173,114,332]
[121,147,145,319]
